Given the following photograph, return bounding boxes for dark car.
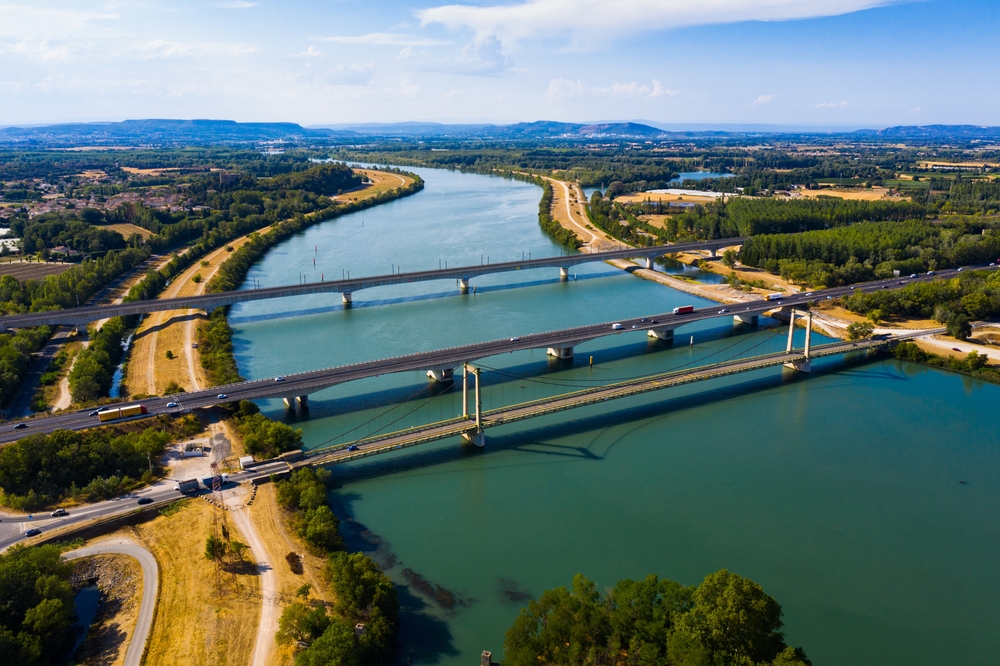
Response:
[13,423,27,430]
[25,528,41,537]
[137,497,154,505]
[50,509,68,517]
[89,410,99,417]
[347,445,360,452]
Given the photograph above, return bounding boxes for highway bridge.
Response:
[0,237,744,330]
[0,265,985,443]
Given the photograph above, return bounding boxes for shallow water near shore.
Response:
[232,167,1000,665]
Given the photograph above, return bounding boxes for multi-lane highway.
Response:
[1,265,987,443]
[0,237,744,329]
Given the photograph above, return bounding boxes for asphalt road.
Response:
[0,264,992,444]
[63,541,159,666]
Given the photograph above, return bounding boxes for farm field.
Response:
[102,222,154,239]
[0,260,75,280]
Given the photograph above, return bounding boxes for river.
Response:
[230,167,1000,665]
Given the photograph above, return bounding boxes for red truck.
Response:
[672,305,695,315]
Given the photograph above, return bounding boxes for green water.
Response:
[231,168,1000,665]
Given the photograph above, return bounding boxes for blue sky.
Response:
[0,0,996,127]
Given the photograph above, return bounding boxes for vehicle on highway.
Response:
[612,323,623,330]
[764,293,783,301]
[217,394,228,400]
[50,508,68,517]
[24,528,41,537]
[98,404,148,423]
[952,347,962,352]
[991,263,996,267]
[88,410,99,417]
[274,376,285,381]
[957,267,964,272]
[718,309,728,314]
[174,479,200,493]
[632,324,639,329]
[641,318,649,322]
[347,445,360,452]
[13,423,27,430]
[927,271,935,275]
[804,292,813,296]
[137,497,153,505]
[509,337,519,342]
[910,273,918,278]
[673,305,695,314]
[166,402,178,408]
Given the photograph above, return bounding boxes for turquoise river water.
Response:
[230,167,1000,665]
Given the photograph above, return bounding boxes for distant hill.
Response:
[0,119,351,147]
[853,125,1000,141]
[316,120,667,139]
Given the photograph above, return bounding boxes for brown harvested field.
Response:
[335,168,414,203]
[638,214,670,229]
[102,222,153,239]
[121,166,183,176]
[0,260,75,280]
[541,176,615,251]
[126,234,261,397]
[72,553,143,666]
[615,191,723,206]
[790,187,907,201]
[918,160,1000,169]
[134,498,261,666]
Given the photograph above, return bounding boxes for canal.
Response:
[230,167,1000,665]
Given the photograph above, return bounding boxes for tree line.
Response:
[273,465,400,665]
[503,570,810,666]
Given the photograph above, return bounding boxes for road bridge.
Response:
[0,237,744,330]
[301,323,934,465]
[0,265,986,443]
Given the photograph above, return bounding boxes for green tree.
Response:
[205,534,226,560]
[722,249,737,269]
[846,321,875,340]
[946,313,972,340]
[295,622,361,666]
[961,292,993,320]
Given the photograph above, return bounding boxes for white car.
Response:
[166,402,178,408]
[612,323,623,330]
[217,394,228,400]
[957,267,964,272]
[274,376,285,382]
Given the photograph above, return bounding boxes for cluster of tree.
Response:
[0,544,77,665]
[68,316,127,402]
[725,197,924,235]
[10,213,129,256]
[535,179,581,248]
[740,220,1000,287]
[0,246,150,315]
[198,309,243,386]
[0,424,176,509]
[843,270,1000,334]
[261,163,363,196]
[0,326,51,407]
[274,465,344,552]
[588,193,661,247]
[892,341,1000,383]
[231,399,300,458]
[503,570,810,666]
[277,552,399,666]
[931,179,1000,214]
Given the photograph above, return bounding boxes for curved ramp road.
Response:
[63,540,159,666]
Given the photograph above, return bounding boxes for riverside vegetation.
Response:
[503,570,810,666]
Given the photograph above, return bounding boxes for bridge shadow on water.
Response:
[268,319,787,425]
[320,350,905,487]
[228,271,614,325]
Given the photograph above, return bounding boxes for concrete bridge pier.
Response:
[547,346,574,359]
[342,292,353,306]
[559,266,569,281]
[647,327,676,341]
[282,395,310,409]
[458,278,470,292]
[733,313,759,325]
[644,257,653,270]
[427,367,455,383]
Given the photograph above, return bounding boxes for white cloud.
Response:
[815,100,850,108]
[453,35,510,75]
[212,1,259,8]
[418,0,901,45]
[753,94,774,105]
[0,5,118,38]
[292,45,323,59]
[324,62,375,85]
[320,33,450,47]
[547,77,675,102]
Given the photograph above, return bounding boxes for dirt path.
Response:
[541,176,615,252]
[335,169,412,204]
[229,503,279,666]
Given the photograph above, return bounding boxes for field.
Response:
[0,259,76,280]
[334,168,414,203]
[788,187,908,201]
[134,498,261,665]
[102,222,154,239]
[615,191,721,204]
[638,214,670,229]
